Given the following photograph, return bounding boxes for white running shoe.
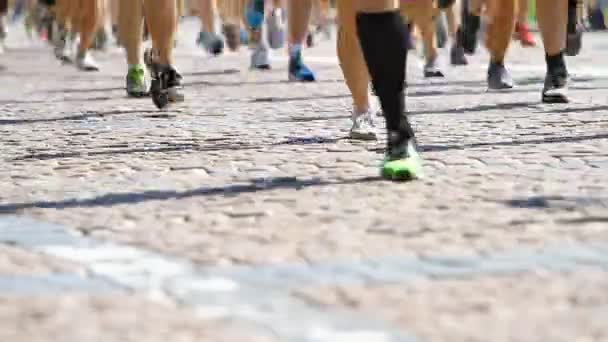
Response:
[75,52,100,72]
[350,108,378,141]
[250,43,271,70]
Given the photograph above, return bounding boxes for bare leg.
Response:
[537,0,569,102]
[143,0,177,65]
[119,0,143,66]
[288,0,316,81]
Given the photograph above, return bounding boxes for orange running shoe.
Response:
[515,22,536,47]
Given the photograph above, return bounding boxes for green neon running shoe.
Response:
[126,65,149,98]
[381,140,424,181]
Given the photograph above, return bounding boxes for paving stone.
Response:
[293,270,608,342]
[0,295,278,342]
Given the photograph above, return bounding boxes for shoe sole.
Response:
[424,71,445,78]
[251,64,271,70]
[381,168,418,182]
[127,91,149,98]
[289,74,316,82]
[542,94,569,104]
[349,131,377,141]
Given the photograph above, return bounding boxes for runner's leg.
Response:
[74,0,103,71]
[336,0,377,140]
[288,0,316,81]
[197,0,224,55]
[143,0,183,107]
[537,0,569,103]
[514,0,536,46]
[120,0,148,97]
[356,0,423,180]
[485,0,516,89]
[445,0,468,65]
[401,0,444,78]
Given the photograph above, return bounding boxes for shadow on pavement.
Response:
[538,105,608,114]
[409,101,538,115]
[419,132,608,153]
[10,135,345,161]
[0,109,180,125]
[0,176,380,213]
[11,141,259,161]
[502,195,608,210]
[250,88,536,104]
[9,130,608,162]
[188,79,341,88]
[0,96,113,105]
[41,69,243,94]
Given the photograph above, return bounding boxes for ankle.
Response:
[546,51,567,75]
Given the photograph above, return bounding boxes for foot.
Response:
[514,22,536,47]
[266,8,286,49]
[450,45,468,65]
[542,68,569,104]
[126,64,149,98]
[381,140,423,181]
[150,64,184,109]
[197,31,224,56]
[487,61,514,90]
[350,108,378,141]
[250,43,271,70]
[222,23,241,51]
[288,50,316,82]
[75,52,100,72]
[54,30,73,63]
[424,56,444,78]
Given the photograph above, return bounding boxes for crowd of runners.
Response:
[0,0,587,180]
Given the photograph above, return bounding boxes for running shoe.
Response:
[222,23,241,51]
[75,52,100,72]
[150,64,184,109]
[450,45,468,65]
[288,50,316,82]
[53,26,73,63]
[197,31,224,55]
[250,43,271,70]
[542,68,569,103]
[382,139,423,181]
[487,61,514,90]
[350,108,378,141]
[514,22,536,47]
[424,56,444,78]
[126,64,149,98]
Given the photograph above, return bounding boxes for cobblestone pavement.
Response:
[1,20,608,341]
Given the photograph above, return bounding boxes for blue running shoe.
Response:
[288,50,316,82]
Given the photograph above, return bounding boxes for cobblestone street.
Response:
[1,20,608,341]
